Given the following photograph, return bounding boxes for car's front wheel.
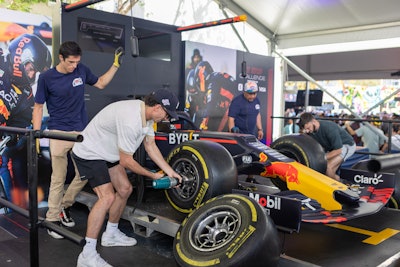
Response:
[173,194,281,267]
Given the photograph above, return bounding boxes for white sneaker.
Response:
[77,252,112,267]
[47,229,64,239]
[47,221,64,239]
[101,229,137,247]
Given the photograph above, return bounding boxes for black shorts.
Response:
[72,152,118,188]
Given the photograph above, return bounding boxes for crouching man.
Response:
[73,89,182,267]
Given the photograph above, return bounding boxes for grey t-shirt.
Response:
[355,124,387,154]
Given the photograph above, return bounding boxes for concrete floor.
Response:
[0,202,178,267]
[1,184,400,267]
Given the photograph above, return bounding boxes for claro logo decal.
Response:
[168,132,200,144]
[353,173,383,185]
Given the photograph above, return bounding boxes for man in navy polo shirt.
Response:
[228,80,263,184]
[228,80,263,139]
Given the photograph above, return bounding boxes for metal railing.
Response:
[0,126,83,267]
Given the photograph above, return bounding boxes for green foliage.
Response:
[1,0,144,15]
[4,0,48,12]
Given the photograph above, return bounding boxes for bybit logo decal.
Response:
[168,132,199,144]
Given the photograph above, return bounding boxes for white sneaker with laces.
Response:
[101,229,137,247]
[77,252,112,267]
[47,229,64,239]
[47,221,64,239]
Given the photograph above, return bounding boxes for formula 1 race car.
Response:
[144,112,398,267]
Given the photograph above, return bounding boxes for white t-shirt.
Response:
[72,100,154,162]
[391,134,400,151]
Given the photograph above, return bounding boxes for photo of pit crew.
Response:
[0,12,52,209]
[184,42,274,140]
[184,42,237,132]
[185,61,236,131]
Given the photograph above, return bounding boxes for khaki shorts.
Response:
[341,143,356,161]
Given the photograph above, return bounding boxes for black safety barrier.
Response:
[0,126,84,267]
[367,153,400,173]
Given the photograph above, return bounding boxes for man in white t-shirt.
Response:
[389,124,400,151]
[72,89,182,267]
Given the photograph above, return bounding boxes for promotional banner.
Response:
[236,51,275,144]
[184,41,274,143]
[184,41,237,132]
[0,8,52,209]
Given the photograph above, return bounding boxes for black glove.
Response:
[113,47,125,68]
[231,127,240,133]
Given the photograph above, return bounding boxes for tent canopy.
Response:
[220,0,400,80]
[221,0,400,52]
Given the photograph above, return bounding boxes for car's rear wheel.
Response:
[173,194,280,267]
[166,140,237,213]
[269,134,327,190]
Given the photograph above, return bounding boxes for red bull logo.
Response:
[0,100,10,120]
[262,162,300,184]
[12,36,32,78]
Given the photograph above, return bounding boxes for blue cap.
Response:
[152,89,179,120]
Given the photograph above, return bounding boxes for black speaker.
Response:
[241,61,247,78]
[130,35,139,57]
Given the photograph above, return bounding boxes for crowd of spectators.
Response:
[282,108,400,156]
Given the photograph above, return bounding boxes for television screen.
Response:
[295,90,323,106]
[284,93,297,102]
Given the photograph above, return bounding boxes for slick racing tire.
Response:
[173,194,280,267]
[270,134,327,190]
[166,140,237,213]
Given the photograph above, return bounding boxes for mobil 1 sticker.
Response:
[232,189,301,233]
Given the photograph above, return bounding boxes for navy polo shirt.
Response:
[228,94,260,135]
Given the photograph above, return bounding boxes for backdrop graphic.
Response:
[0,8,52,209]
[184,41,274,142]
[184,41,237,132]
